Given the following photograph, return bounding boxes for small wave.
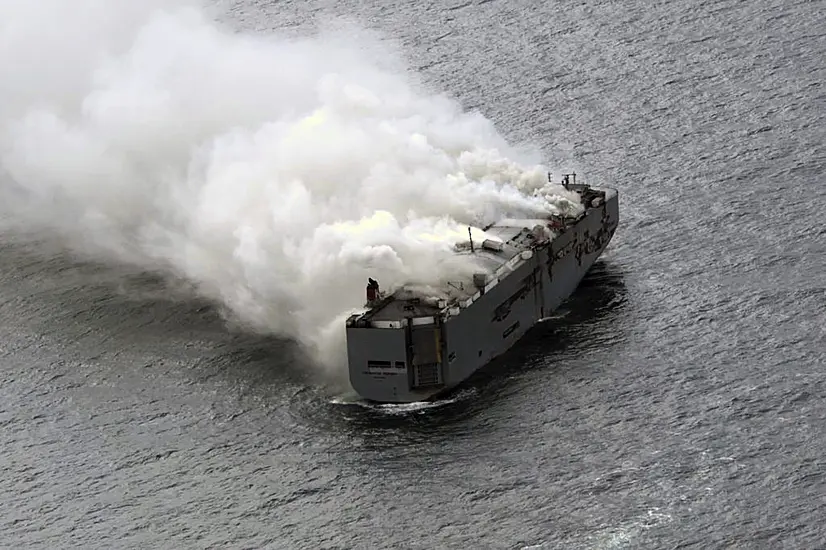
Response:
[329,387,475,414]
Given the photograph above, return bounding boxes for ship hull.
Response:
[346,188,618,403]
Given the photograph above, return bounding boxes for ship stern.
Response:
[346,317,446,403]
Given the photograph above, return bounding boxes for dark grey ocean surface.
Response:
[2,0,825,548]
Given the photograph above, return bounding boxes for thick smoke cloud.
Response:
[0,0,582,373]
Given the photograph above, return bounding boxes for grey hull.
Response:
[346,187,619,403]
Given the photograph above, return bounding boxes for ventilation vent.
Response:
[482,239,504,251]
[412,363,442,388]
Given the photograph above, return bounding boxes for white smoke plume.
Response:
[0,0,583,373]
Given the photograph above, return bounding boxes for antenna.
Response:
[468,226,474,253]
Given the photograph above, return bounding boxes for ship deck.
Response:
[362,219,565,323]
[366,252,504,322]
